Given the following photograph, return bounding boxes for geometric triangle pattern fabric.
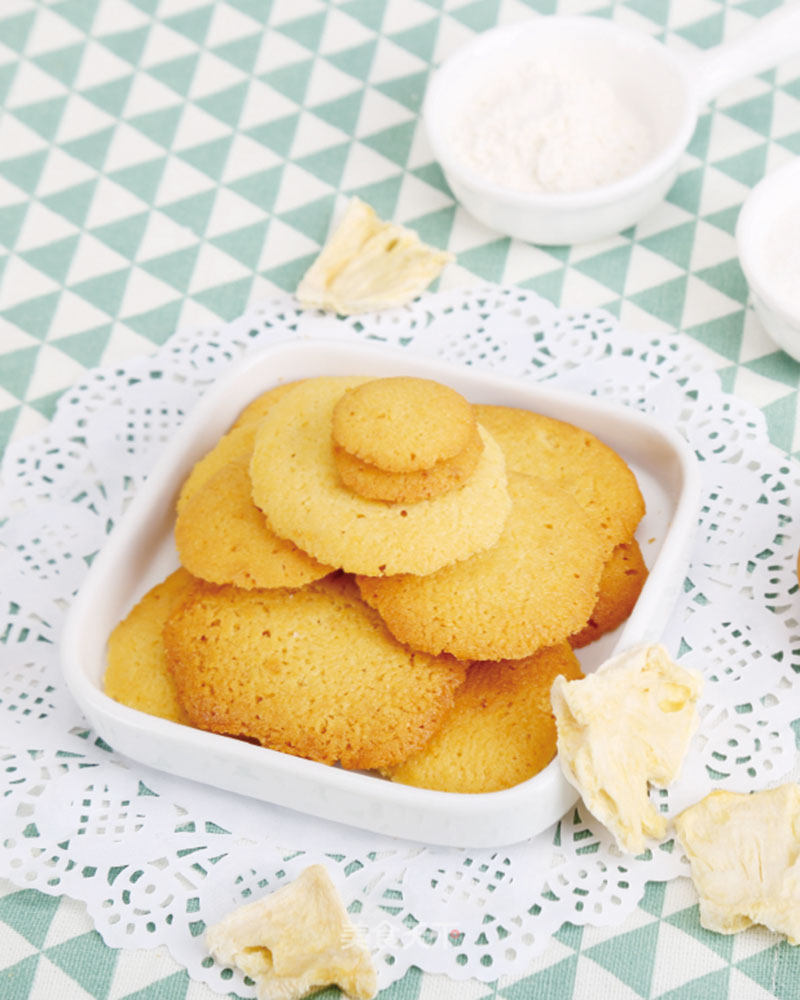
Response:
[0,0,798,459]
[3,873,798,1000]
[0,0,798,458]
[3,1,800,997]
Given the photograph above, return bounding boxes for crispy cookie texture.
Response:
[384,642,584,793]
[176,421,258,516]
[249,377,510,576]
[104,567,198,724]
[162,573,467,771]
[474,404,645,552]
[177,383,307,516]
[175,452,333,590]
[332,427,483,503]
[228,379,307,431]
[357,472,607,661]
[331,376,477,471]
[569,537,648,649]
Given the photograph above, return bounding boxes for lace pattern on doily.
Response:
[2,285,799,993]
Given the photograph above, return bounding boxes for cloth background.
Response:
[2,0,800,998]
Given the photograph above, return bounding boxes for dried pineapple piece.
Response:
[675,784,800,943]
[206,864,377,1000]
[551,643,702,854]
[296,197,452,315]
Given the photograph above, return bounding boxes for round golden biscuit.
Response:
[176,422,257,516]
[384,642,584,793]
[331,376,477,472]
[333,425,483,502]
[162,574,468,771]
[569,537,648,649]
[228,380,306,431]
[175,453,333,589]
[474,404,645,551]
[249,377,511,576]
[178,382,309,515]
[104,567,197,724]
[356,472,607,661]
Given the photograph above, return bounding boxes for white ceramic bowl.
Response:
[423,16,697,245]
[736,158,800,361]
[61,339,700,848]
[423,11,800,245]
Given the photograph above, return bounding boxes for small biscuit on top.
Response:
[333,428,484,503]
[331,376,477,471]
[249,377,511,577]
[331,376,485,502]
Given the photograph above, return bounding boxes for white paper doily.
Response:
[2,285,800,994]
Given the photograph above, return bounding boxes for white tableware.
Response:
[736,157,800,361]
[423,7,800,244]
[60,339,700,848]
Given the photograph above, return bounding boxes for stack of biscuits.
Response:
[104,374,648,794]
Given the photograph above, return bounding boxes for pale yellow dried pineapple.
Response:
[675,784,800,943]
[206,864,377,1000]
[551,643,703,854]
[296,197,452,315]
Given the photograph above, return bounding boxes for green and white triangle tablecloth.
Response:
[2,1,800,998]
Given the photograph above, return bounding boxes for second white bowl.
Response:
[737,158,800,362]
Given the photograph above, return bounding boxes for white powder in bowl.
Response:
[449,59,653,195]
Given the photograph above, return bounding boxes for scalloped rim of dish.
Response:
[60,338,700,848]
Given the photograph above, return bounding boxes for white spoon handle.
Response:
[689,1,800,105]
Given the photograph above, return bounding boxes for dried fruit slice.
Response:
[296,197,452,314]
[551,643,702,854]
[675,784,800,944]
[206,864,377,1000]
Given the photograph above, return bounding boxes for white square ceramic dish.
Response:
[60,339,700,848]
